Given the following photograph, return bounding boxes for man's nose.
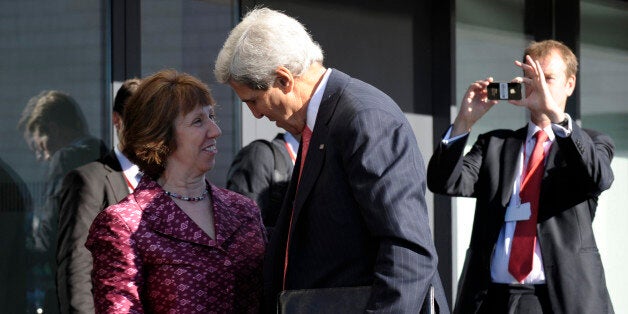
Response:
[246,103,264,119]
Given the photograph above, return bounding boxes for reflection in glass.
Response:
[18,91,106,313]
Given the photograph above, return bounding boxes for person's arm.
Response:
[233,195,267,312]
[555,124,615,196]
[339,108,438,312]
[451,78,499,137]
[427,130,490,198]
[57,169,100,313]
[85,207,144,313]
[426,78,499,199]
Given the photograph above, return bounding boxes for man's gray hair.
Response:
[214,8,324,90]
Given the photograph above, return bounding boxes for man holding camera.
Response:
[428,39,614,313]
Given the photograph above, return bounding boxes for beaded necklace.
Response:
[164,184,209,202]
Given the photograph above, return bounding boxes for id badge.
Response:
[505,202,531,222]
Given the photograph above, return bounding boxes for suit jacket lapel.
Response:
[141,179,215,247]
[105,171,129,202]
[210,185,244,250]
[499,127,527,208]
[291,69,348,233]
[542,138,559,179]
[484,127,527,245]
[100,150,130,202]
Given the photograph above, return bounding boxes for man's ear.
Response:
[274,66,294,93]
[565,74,576,96]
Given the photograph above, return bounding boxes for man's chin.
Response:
[274,121,287,131]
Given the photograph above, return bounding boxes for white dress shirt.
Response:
[305,68,332,132]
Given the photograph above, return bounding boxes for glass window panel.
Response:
[454,0,527,301]
[0,1,107,312]
[141,0,237,187]
[581,0,628,311]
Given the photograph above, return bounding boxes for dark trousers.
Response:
[478,283,552,314]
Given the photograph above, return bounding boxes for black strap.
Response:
[252,139,289,223]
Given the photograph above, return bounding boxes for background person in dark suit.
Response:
[56,78,140,313]
[214,8,448,313]
[427,40,614,313]
[226,131,298,234]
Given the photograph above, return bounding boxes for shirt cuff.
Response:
[442,125,469,145]
[551,113,572,138]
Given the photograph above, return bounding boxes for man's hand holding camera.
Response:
[511,54,566,124]
[453,54,571,138]
[451,77,499,137]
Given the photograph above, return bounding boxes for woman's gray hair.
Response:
[214,8,324,90]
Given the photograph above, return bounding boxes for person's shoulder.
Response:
[334,70,392,100]
[92,193,142,229]
[246,139,274,150]
[581,127,609,138]
[235,139,275,161]
[103,193,138,214]
[55,136,107,171]
[211,185,259,216]
[63,154,121,188]
[71,159,109,176]
[213,184,256,205]
[328,70,402,119]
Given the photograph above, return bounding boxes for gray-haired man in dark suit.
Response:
[215,8,448,314]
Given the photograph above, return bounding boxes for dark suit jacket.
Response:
[31,135,107,253]
[264,69,449,313]
[427,123,615,314]
[56,150,130,314]
[227,133,294,230]
[0,157,32,313]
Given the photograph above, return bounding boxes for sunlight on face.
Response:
[169,105,222,175]
[526,50,575,111]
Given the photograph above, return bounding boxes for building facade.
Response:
[1,0,625,312]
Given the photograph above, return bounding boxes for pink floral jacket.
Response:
[86,177,266,313]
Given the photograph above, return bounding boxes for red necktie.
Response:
[509,130,549,282]
[297,126,312,183]
[283,125,312,289]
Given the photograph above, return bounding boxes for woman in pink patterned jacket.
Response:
[86,69,266,313]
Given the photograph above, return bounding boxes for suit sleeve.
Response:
[338,108,438,312]
[57,170,101,313]
[554,124,614,194]
[427,130,486,198]
[85,209,144,313]
[537,124,615,219]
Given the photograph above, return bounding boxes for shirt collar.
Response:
[115,145,141,185]
[306,68,333,131]
[525,121,555,143]
[283,132,299,153]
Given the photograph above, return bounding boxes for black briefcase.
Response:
[277,285,436,314]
